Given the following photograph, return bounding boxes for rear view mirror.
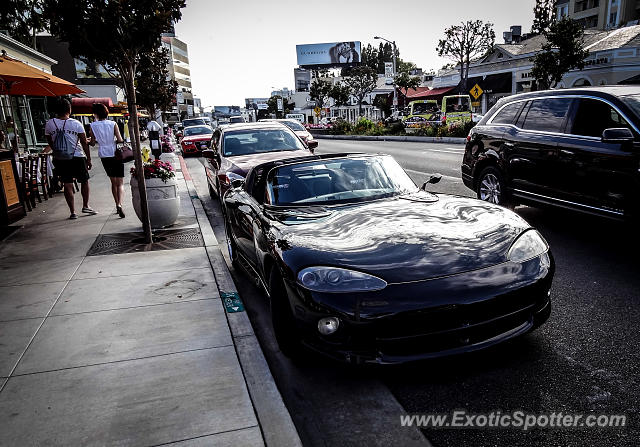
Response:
[602,128,634,144]
[421,174,442,190]
[307,140,319,151]
[201,149,215,159]
[231,178,244,189]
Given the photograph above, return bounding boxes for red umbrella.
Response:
[0,54,84,96]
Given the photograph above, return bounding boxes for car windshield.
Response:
[620,94,640,120]
[281,120,306,131]
[413,103,438,114]
[223,128,305,156]
[265,155,417,206]
[184,126,211,136]
[183,119,206,127]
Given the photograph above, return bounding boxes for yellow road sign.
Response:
[470,84,483,100]
[314,106,322,117]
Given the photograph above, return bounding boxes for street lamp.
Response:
[374,35,397,113]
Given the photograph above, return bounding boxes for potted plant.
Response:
[130,159,180,228]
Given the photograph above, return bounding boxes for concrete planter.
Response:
[130,176,180,228]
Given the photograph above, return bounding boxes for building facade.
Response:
[555,0,640,29]
[1,33,58,150]
[432,24,640,114]
[162,36,194,123]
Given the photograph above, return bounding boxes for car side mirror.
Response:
[307,140,318,151]
[202,149,215,160]
[421,174,442,190]
[602,128,634,144]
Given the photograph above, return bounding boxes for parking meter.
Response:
[147,120,162,160]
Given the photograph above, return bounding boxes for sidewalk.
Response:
[0,154,299,446]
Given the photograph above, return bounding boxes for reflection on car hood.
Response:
[275,196,531,283]
[225,149,311,176]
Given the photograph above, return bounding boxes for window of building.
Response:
[521,98,572,133]
[571,98,631,138]
[491,102,523,125]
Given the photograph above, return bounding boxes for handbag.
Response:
[115,143,134,163]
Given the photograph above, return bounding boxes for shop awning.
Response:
[466,73,512,95]
[619,74,640,85]
[405,86,455,99]
[0,54,84,96]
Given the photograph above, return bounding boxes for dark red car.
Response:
[203,122,317,200]
[180,125,213,156]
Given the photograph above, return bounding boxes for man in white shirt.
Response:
[45,97,96,220]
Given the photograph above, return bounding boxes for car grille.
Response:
[368,284,547,358]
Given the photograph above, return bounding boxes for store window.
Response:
[28,97,49,145]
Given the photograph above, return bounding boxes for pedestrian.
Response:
[44,97,97,220]
[89,103,126,218]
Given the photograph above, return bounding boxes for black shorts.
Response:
[101,157,125,178]
[54,157,90,184]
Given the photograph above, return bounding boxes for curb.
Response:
[310,134,467,144]
[178,156,303,447]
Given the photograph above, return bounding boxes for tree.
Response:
[344,66,378,117]
[532,18,589,90]
[267,95,291,118]
[309,78,333,109]
[437,20,495,94]
[373,94,392,118]
[531,0,555,35]
[44,0,185,243]
[135,47,178,123]
[394,71,421,108]
[0,0,47,48]
[330,82,351,107]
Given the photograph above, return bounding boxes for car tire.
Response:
[269,270,303,359]
[476,166,512,208]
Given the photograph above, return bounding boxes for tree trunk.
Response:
[125,64,153,243]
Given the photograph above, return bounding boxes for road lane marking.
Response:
[404,168,461,181]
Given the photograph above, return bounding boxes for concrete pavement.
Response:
[0,151,299,446]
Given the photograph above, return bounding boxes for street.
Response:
[186,140,639,447]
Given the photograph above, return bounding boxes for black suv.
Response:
[462,87,640,219]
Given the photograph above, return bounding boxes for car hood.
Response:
[273,194,532,283]
[224,149,311,176]
[182,134,212,142]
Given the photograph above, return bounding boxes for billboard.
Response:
[296,42,361,67]
[245,98,269,111]
[385,62,394,85]
[213,106,242,119]
[74,58,113,79]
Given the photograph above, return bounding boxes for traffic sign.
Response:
[277,98,284,111]
[314,106,322,117]
[470,84,483,100]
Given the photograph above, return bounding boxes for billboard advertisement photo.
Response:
[296,42,361,67]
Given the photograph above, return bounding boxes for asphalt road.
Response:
[186,140,639,447]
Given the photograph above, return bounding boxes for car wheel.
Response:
[224,217,240,269]
[269,270,303,359]
[477,166,510,207]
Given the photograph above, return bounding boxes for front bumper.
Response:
[285,253,554,364]
[181,141,209,154]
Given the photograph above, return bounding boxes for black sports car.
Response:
[223,154,554,364]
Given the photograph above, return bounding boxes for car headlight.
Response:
[223,171,244,185]
[507,230,549,263]
[297,267,387,293]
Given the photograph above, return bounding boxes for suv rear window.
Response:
[521,98,572,133]
[571,98,632,138]
[491,102,523,125]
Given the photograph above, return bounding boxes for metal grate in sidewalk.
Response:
[87,228,204,256]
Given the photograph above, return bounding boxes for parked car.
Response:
[182,118,209,128]
[223,153,554,364]
[202,122,316,200]
[463,86,640,220]
[180,125,213,156]
[259,119,318,149]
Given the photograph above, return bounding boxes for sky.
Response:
[174,0,537,107]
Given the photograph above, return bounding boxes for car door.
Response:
[205,129,221,189]
[554,96,640,215]
[505,97,572,197]
[225,184,261,269]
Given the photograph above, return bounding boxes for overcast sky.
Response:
[174,0,536,107]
